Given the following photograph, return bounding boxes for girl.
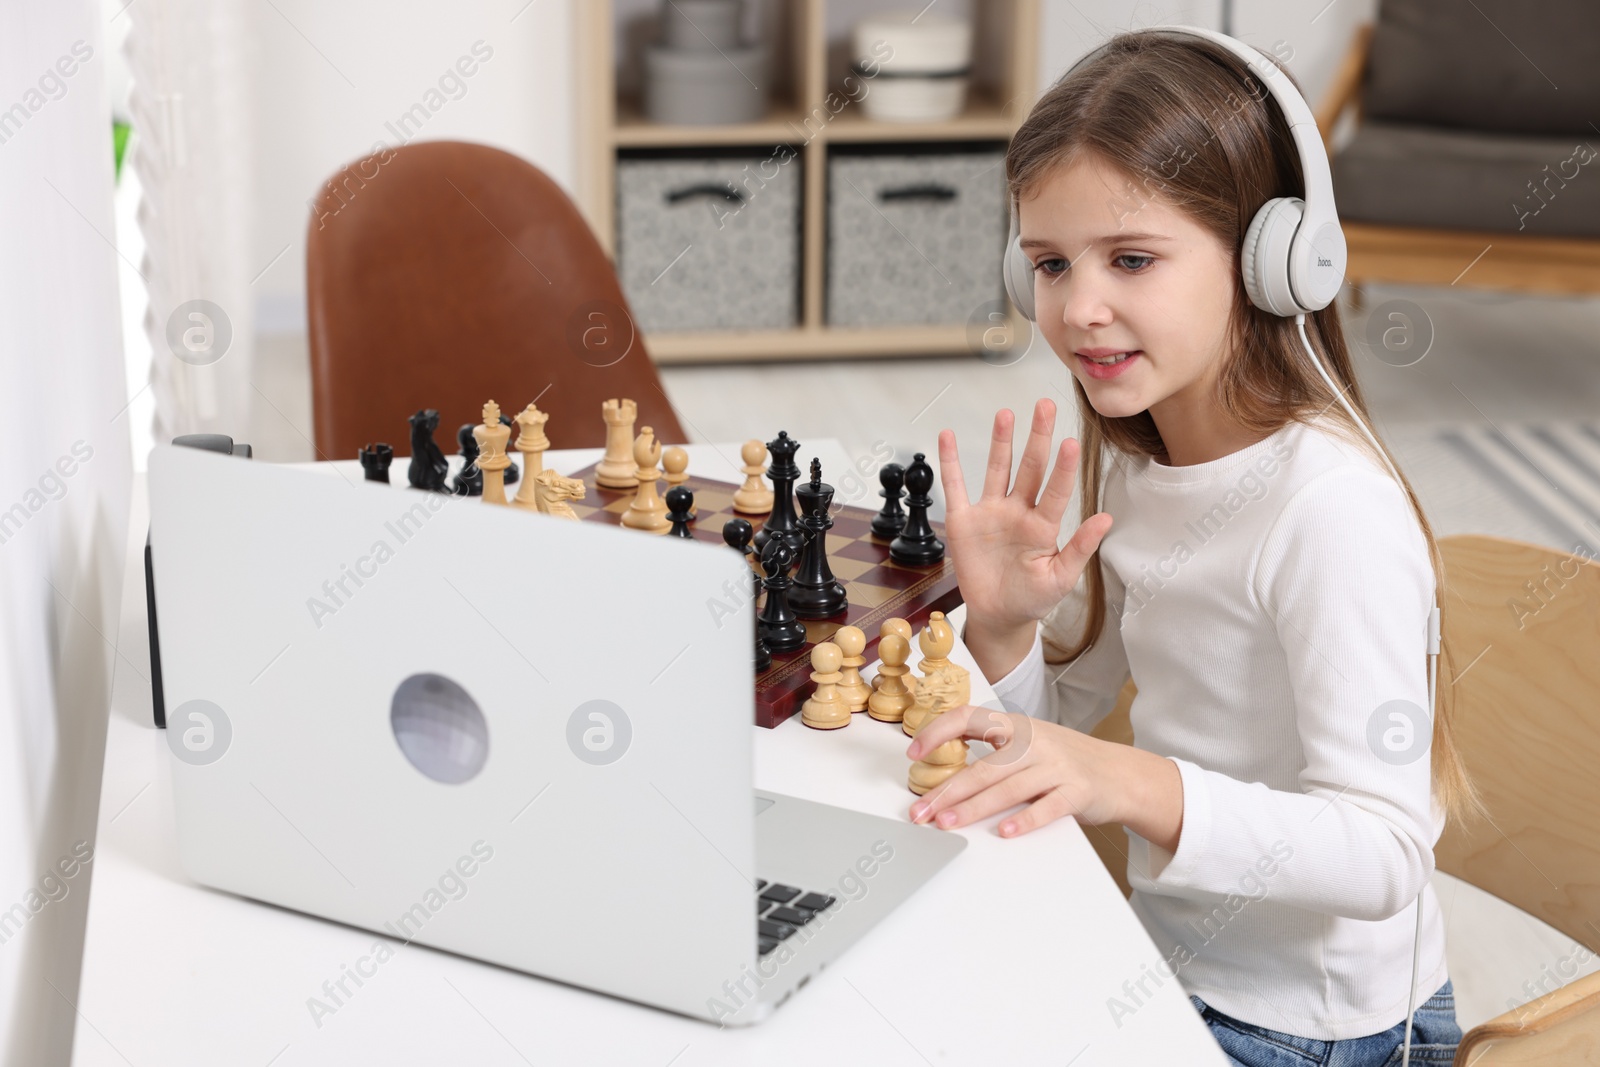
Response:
[903,29,1475,1067]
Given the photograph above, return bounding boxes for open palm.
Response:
[937,399,1113,630]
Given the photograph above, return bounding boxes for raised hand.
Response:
[937,398,1113,632]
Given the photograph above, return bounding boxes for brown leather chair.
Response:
[307,140,688,463]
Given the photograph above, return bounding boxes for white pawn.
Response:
[732,438,773,514]
[663,445,689,487]
[834,625,872,713]
[872,618,918,700]
[867,633,915,723]
[801,642,850,730]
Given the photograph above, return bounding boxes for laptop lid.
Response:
[149,444,760,1022]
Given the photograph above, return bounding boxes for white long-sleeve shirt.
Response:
[986,416,1449,1040]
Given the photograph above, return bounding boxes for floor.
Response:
[247,280,1600,1031]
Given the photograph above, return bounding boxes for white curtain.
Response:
[0,1,133,1059]
[125,0,255,441]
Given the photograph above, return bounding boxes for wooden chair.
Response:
[1082,535,1600,1062]
[1433,535,1600,1062]
[306,140,687,464]
[1316,21,1600,309]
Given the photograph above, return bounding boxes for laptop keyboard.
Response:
[756,879,838,956]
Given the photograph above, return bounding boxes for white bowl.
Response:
[853,10,972,75]
[860,75,969,123]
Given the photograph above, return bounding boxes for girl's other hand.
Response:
[905,707,1117,835]
[937,398,1112,630]
[905,706,1183,851]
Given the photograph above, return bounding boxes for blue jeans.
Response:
[1189,980,1461,1066]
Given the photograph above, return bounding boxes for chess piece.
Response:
[789,458,848,620]
[907,670,970,795]
[533,468,586,520]
[666,486,695,538]
[596,398,639,489]
[511,403,550,511]
[801,642,850,730]
[498,413,520,486]
[407,409,449,492]
[621,426,670,533]
[732,438,774,514]
[752,431,804,560]
[867,633,915,723]
[722,518,770,672]
[661,446,694,520]
[360,443,393,484]
[889,453,945,566]
[833,625,871,712]
[756,537,805,653]
[903,612,969,736]
[473,401,513,506]
[451,425,482,496]
[871,619,913,689]
[871,462,908,540]
[873,617,919,700]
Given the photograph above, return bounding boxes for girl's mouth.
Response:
[1076,350,1141,380]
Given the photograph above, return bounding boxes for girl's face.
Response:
[1018,154,1237,422]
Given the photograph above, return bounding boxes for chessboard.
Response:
[562,459,963,729]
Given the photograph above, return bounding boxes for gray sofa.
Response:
[1319,0,1600,297]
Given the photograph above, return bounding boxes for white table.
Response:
[74,442,1225,1066]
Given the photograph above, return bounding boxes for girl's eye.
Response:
[1114,253,1155,272]
[1032,257,1068,277]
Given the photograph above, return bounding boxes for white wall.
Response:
[1037,0,1375,104]
[0,0,133,1061]
[250,0,575,333]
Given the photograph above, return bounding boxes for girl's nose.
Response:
[1056,268,1114,331]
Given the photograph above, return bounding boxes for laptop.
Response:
[147,444,965,1026]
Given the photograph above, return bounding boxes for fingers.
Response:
[936,428,968,514]
[1009,398,1058,506]
[995,787,1079,838]
[979,409,1016,502]
[903,703,987,758]
[1050,511,1114,592]
[911,764,1055,832]
[906,707,1033,816]
[1035,436,1081,527]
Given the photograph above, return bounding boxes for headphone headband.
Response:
[1004,26,1347,320]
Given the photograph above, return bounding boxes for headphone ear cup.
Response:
[1003,232,1036,322]
[1241,197,1307,317]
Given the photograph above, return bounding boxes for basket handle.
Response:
[665,183,746,206]
[878,183,958,204]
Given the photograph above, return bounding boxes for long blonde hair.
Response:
[1008,30,1477,824]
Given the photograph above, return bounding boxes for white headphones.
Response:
[1008,29,1435,1066]
[1002,25,1349,321]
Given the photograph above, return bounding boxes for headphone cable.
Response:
[1294,314,1434,1065]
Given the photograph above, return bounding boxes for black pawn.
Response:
[407,409,450,493]
[871,462,907,540]
[452,424,483,496]
[723,518,770,672]
[889,452,945,566]
[498,413,519,486]
[756,536,806,654]
[789,458,848,620]
[359,443,393,484]
[666,486,695,539]
[752,431,804,561]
